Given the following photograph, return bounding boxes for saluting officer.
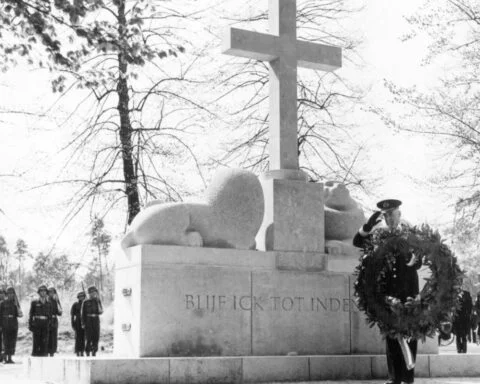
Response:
[29,285,52,356]
[71,291,86,356]
[47,287,62,357]
[353,199,421,384]
[0,288,5,363]
[0,287,22,363]
[81,286,103,357]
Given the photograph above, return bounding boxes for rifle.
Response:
[13,289,23,318]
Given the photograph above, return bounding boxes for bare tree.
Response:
[0,236,10,282]
[1,0,213,227]
[377,0,480,265]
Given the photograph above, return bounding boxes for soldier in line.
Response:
[475,292,480,344]
[47,287,62,357]
[81,286,103,357]
[471,309,479,344]
[452,289,473,353]
[71,291,86,356]
[29,285,52,356]
[0,287,23,363]
[0,288,5,363]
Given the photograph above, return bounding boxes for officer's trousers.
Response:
[386,336,417,384]
[2,318,18,355]
[74,327,85,354]
[32,320,49,357]
[85,317,100,355]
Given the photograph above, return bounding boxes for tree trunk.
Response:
[117,0,141,224]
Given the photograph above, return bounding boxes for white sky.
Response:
[0,0,461,261]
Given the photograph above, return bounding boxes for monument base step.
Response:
[26,354,480,384]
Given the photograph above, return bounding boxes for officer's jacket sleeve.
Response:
[353,232,371,248]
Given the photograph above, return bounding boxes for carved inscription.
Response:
[185,294,359,313]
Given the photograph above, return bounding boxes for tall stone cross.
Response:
[222,0,342,176]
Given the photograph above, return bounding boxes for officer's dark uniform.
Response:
[29,285,52,357]
[81,286,103,356]
[0,289,5,363]
[0,287,22,363]
[71,291,86,356]
[47,287,62,356]
[354,199,421,384]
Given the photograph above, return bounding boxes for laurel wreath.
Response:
[353,224,463,340]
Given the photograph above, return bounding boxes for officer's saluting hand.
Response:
[363,211,382,233]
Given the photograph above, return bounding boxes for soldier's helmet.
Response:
[48,287,57,294]
[37,285,48,294]
[87,286,98,294]
[6,287,15,294]
[77,291,86,299]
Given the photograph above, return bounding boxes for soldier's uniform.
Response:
[453,290,473,353]
[71,291,86,356]
[0,288,5,363]
[29,285,52,357]
[47,287,62,356]
[81,286,103,356]
[353,199,421,384]
[0,287,22,363]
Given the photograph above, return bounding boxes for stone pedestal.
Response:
[26,352,473,384]
[255,172,324,253]
[114,245,437,358]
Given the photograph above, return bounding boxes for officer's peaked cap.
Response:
[376,199,402,212]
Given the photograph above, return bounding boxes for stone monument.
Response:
[26,1,443,383]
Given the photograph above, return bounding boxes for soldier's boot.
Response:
[86,351,90,356]
[92,351,96,357]
[80,352,84,356]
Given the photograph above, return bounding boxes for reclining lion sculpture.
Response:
[324,181,365,256]
[121,168,264,250]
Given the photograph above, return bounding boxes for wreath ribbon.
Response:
[398,337,415,370]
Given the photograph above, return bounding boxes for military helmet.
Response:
[87,286,98,294]
[37,285,48,293]
[6,287,15,294]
